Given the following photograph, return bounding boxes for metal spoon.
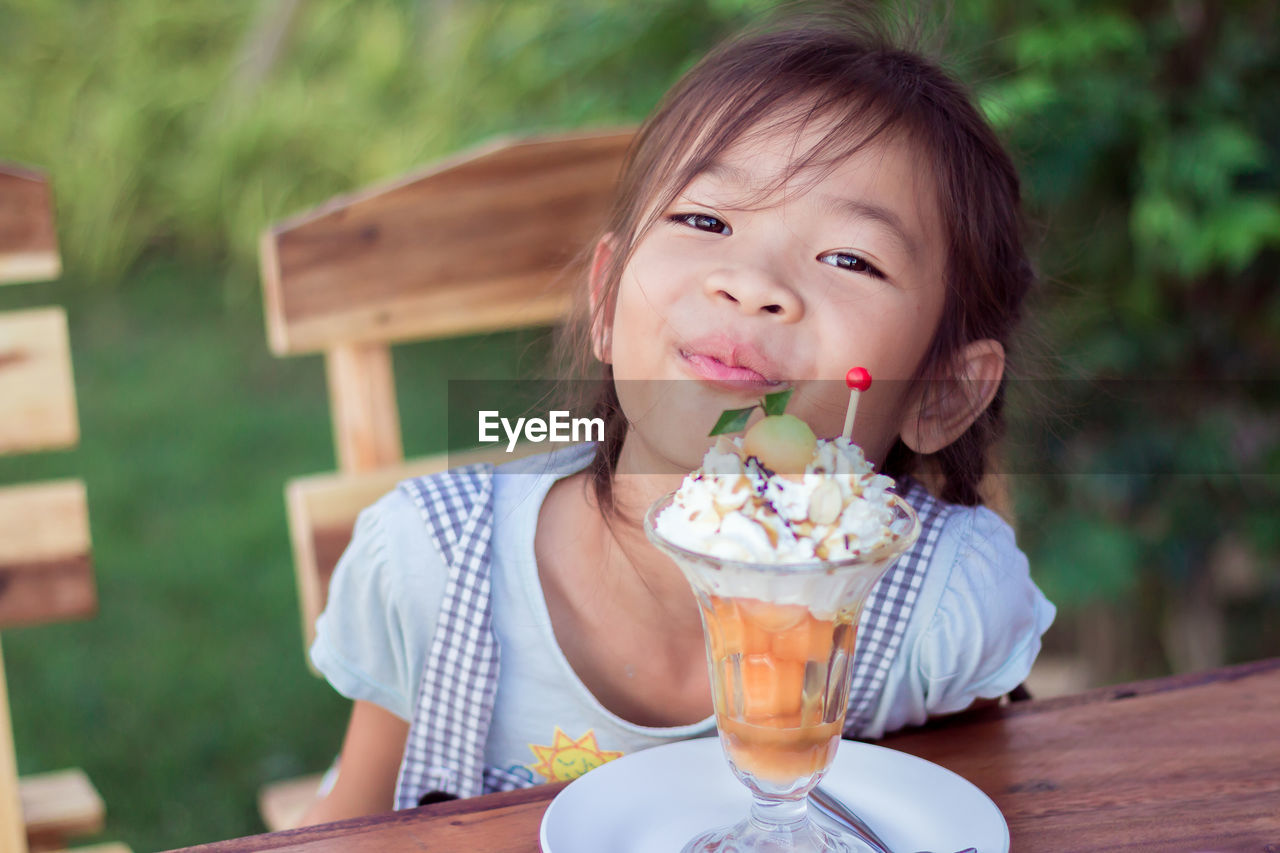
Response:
[809,784,977,853]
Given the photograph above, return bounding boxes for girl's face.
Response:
[600,120,948,474]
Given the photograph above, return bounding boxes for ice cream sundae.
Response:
[645,380,919,793]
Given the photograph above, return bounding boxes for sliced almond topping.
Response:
[714,490,748,515]
[808,480,843,525]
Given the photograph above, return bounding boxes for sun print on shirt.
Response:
[526,727,624,782]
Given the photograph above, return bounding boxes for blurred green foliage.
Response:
[0,0,763,292]
[0,0,1277,849]
[952,1,1280,670]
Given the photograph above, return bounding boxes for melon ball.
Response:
[742,414,817,474]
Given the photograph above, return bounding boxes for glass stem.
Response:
[749,794,810,833]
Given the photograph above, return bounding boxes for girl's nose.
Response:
[704,267,803,320]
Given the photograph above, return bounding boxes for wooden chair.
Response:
[256,128,634,829]
[0,165,130,853]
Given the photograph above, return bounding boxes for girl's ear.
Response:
[589,234,616,364]
[899,339,1005,455]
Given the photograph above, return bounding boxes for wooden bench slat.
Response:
[0,638,25,852]
[270,272,573,357]
[0,480,95,630]
[21,768,104,850]
[261,129,632,355]
[325,342,402,473]
[0,308,80,456]
[0,165,60,286]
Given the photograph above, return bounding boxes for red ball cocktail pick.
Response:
[842,367,872,441]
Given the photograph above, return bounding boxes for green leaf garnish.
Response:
[761,388,793,417]
[707,388,796,436]
[709,406,756,436]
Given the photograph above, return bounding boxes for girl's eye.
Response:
[670,213,731,235]
[818,251,886,279]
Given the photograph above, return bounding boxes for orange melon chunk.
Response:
[738,654,804,718]
[705,597,770,658]
[772,615,835,661]
[739,598,809,633]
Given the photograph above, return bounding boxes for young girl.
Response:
[299,14,1055,825]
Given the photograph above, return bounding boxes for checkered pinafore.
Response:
[393,465,950,808]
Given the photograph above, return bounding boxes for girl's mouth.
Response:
[679,349,784,392]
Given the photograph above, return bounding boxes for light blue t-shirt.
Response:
[310,444,1055,786]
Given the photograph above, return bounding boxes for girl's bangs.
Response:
[623,81,914,259]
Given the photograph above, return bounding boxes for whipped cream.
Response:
[654,435,901,564]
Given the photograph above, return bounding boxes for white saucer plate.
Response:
[540,736,1009,853]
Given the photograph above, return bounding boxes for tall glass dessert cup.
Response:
[645,492,920,853]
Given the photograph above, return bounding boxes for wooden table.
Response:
[171,658,1280,852]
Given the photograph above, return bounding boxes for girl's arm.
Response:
[296,700,410,827]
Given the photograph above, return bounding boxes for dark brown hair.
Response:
[560,9,1034,511]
